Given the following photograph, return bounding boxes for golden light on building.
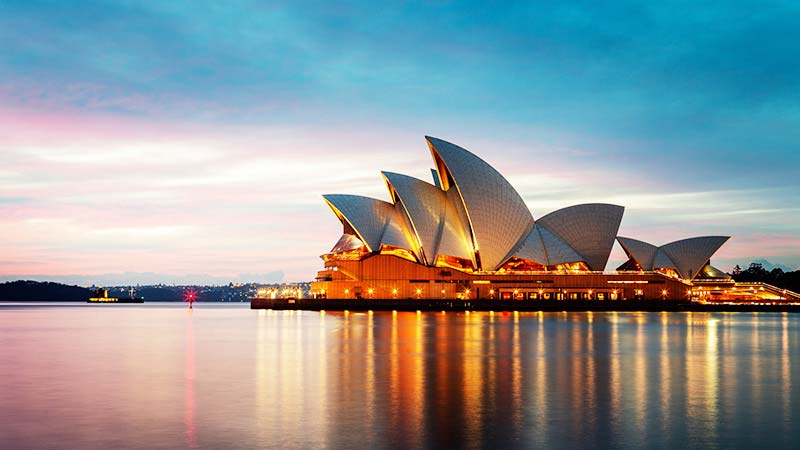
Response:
[295,135,793,306]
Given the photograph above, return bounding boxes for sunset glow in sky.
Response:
[2,1,799,283]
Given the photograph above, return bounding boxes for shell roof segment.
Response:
[536,224,585,265]
[617,236,659,270]
[513,226,549,265]
[661,236,730,279]
[425,136,534,271]
[380,202,420,257]
[381,171,473,265]
[322,194,402,253]
[330,233,364,253]
[536,204,624,271]
[617,235,730,279]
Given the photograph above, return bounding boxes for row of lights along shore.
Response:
[317,287,671,300]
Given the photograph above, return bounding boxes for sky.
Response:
[1,0,799,284]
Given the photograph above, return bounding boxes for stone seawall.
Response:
[251,298,800,313]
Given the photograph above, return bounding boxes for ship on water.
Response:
[87,287,144,304]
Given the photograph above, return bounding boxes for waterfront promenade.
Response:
[251,297,800,313]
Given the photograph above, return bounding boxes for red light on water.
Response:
[184,290,198,303]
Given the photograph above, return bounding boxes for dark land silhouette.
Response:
[0,280,309,302]
[0,280,93,301]
[730,262,800,293]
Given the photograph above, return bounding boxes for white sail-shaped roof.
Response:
[661,236,730,279]
[617,236,659,270]
[330,233,363,253]
[652,250,676,272]
[617,235,730,279]
[512,224,590,267]
[437,188,475,264]
[380,202,421,258]
[322,194,398,253]
[537,224,585,265]
[381,172,471,264]
[426,136,534,271]
[536,204,624,271]
[513,227,548,265]
[699,264,730,279]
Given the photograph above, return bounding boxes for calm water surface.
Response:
[0,303,798,449]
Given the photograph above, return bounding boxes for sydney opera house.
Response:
[309,137,785,303]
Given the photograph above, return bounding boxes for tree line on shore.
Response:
[730,262,800,293]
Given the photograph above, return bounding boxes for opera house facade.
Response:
[310,137,741,302]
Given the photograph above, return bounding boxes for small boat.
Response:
[87,288,144,303]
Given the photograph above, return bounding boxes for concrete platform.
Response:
[250,298,800,313]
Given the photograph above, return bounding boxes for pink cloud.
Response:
[1,105,798,281]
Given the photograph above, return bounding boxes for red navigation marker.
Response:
[184,290,198,309]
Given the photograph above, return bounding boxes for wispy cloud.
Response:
[1,1,798,281]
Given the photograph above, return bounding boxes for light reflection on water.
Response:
[0,304,799,449]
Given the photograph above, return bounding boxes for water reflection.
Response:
[0,306,799,450]
[310,311,800,450]
[185,309,196,448]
